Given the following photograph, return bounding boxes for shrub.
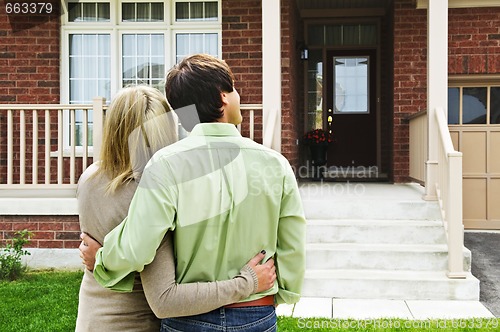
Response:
[0,230,33,281]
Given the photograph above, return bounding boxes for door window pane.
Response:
[463,87,487,124]
[306,50,323,131]
[334,57,369,113]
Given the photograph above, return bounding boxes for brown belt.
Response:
[225,295,274,308]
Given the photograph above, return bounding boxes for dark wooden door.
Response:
[326,49,377,167]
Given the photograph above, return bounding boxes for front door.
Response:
[326,49,377,169]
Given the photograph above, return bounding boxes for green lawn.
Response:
[1,271,498,331]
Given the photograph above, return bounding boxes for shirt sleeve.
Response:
[275,166,307,305]
[140,232,257,318]
[93,165,177,292]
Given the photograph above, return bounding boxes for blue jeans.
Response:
[160,306,277,332]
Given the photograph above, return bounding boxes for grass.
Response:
[0,271,499,331]
[0,270,82,332]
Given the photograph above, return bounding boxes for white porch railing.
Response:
[410,107,465,279]
[0,98,106,197]
[238,104,263,141]
[0,101,261,197]
[408,110,428,184]
[433,106,465,279]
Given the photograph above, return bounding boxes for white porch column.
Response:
[424,0,448,200]
[262,0,281,151]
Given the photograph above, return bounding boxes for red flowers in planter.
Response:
[303,129,334,145]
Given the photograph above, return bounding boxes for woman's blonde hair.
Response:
[97,85,178,193]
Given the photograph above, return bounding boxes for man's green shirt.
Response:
[94,123,306,304]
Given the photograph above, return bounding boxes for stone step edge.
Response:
[304,269,477,281]
[306,243,460,253]
[305,219,443,226]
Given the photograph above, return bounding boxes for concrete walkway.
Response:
[276,298,495,319]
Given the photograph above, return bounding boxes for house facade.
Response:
[1,0,499,253]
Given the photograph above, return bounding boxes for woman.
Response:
[75,85,275,331]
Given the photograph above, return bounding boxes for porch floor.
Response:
[276,297,495,319]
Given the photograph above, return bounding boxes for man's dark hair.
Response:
[165,54,235,123]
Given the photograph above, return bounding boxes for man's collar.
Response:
[189,123,242,137]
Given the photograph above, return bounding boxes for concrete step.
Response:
[306,219,447,245]
[302,198,442,220]
[302,269,480,300]
[306,243,471,271]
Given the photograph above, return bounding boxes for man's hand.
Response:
[246,251,276,293]
[79,233,102,271]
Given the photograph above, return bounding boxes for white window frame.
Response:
[60,0,222,151]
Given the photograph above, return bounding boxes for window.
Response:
[62,0,221,146]
[333,57,369,114]
[448,83,500,125]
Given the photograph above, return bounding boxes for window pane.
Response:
[69,34,111,104]
[448,87,460,124]
[334,57,369,113]
[176,33,218,62]
[343,25,359,45]
[205,34,218,56]
[306,50,323,131]
[122,2,164,22]
[463,87,487,124]
[68,3,81,22]
[360,25,377,45]
[97,3,110,21]
[176,34,189,61]
[308,25,324,46]
[491,87,500,124]
[122,34,165,86]
[122,3,135,21]
[138,36,150,56]
[205,2,218,20]
[176,2,189,21]
[191,34,204,53]
[137,3,149,21]
[191,2,203,20]
[151,3,164,21]
[151,35,164,56]
[325,25,341,46]
[83,3,97,22]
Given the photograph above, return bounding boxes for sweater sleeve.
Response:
[140,232,258,318]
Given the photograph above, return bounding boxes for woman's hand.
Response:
[246,251,276,293]
[79,233,102,271]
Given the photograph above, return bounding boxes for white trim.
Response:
[416,0,500,9]
[262,0,281,152]
[0,198,78,215]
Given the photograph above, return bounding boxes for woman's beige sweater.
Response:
[75,163,257,332]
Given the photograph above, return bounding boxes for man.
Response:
[91,54,306,331]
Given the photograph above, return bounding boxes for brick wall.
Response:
[393,0,427,183]
[0,0,60,103]
[222,0,263,143]
[448,7,500,74]
[0,215,80,249]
